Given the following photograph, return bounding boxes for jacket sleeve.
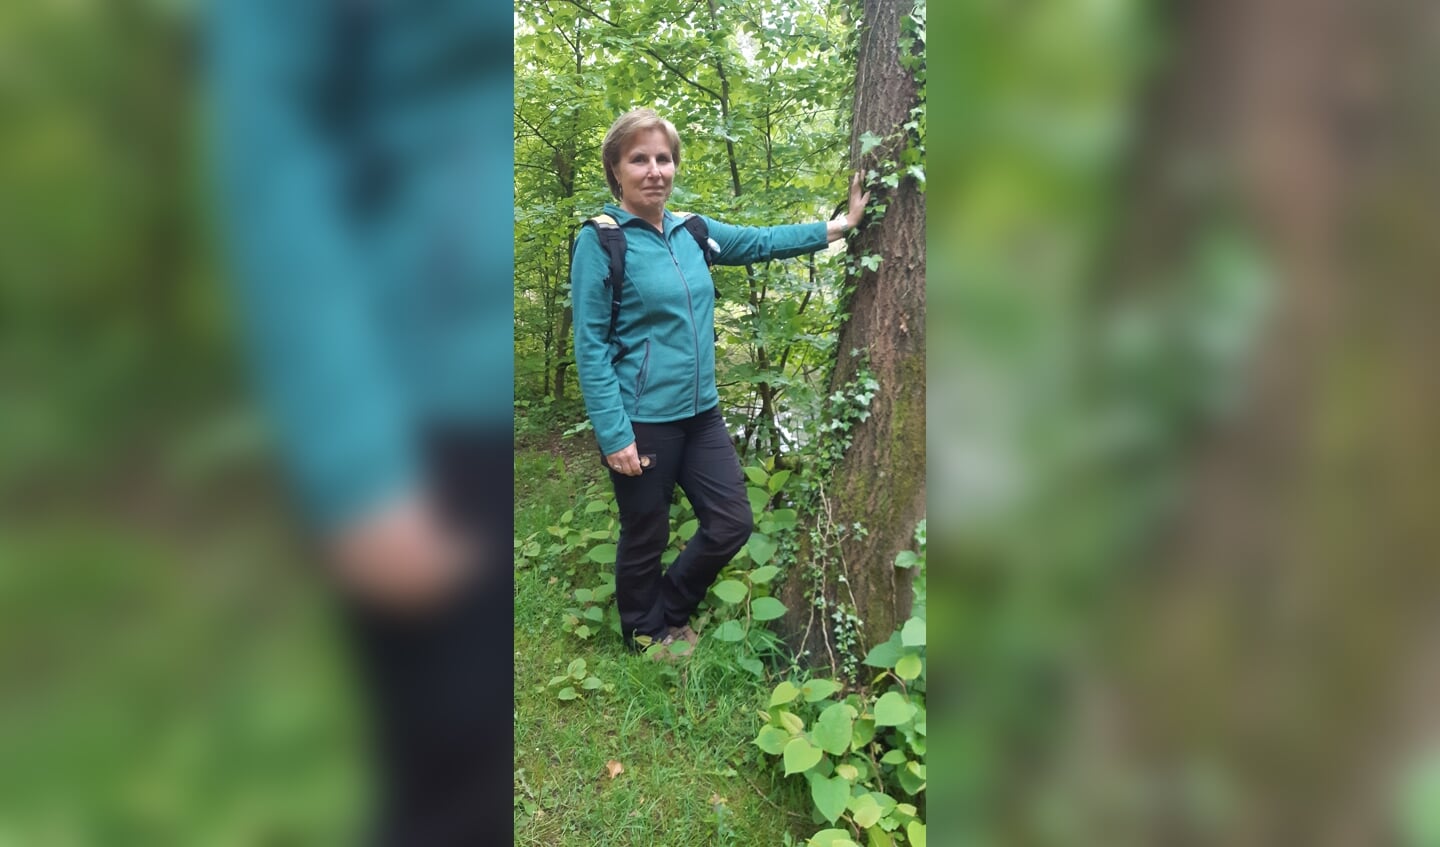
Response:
[571,226,634,455]
[207,0,418,533]
[702,217,829,266]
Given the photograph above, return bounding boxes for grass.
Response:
[512,435,814,846]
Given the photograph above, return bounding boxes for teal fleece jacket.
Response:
[571,204,828,456]
[207,0,514,531]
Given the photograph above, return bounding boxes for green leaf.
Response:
[584,499,608,513]
[813,703,854,755]
[835,763,859,781]
[809,830,858,847]
[895,653,922,681]
[897,760,926,795]
[712,579,749,604]
[863,633,904,668]
[907,822,925,847]
[867,826,894,847]
[750,596,787,621]
[779,710,806,736]
[901,617,926,648]
[679,518,699,540]
[769,509,798,529]
[574,588,593,602]
[582,676,604,690]
[767,469,792,492]
[747,486,770,515]
[852,719,876,748]
[770,680,801,706]
[873,692,914,727]
[749,565,780,584]
[738,657,765,678]
[557,686,578,701]
[859,131,884,155]
[566,658,586,678]
[754,725,789,755]
[802,679,842,702]
[712,620,746,642]
[880,749,907,765]
[584,606,604,622]
[893,550,920,568]
[783,736,823,776]
[587,543,617,564]
[849,793,883,829]
[746,533,777,565]
[743,466,770,487]
[809,773,850,824]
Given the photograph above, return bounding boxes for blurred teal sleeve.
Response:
[207,1,416,532]
[703,218,828,265]
[570,226,634,455]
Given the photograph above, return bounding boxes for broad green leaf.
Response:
[900,617,926,648]
[852,719,877,748]
[746,533,777,565]
[881,750,908,765]
[712,579,749,604]
[867,826,894,847]
[849,793,883,829]
[582,676,604,690]
[767,469,792,492]
[783,737,823,775]
[893,550,920,568]
[779,710,806,736]
[813,703,854,756]
[566,658,586,678]
[802,678,842,702]
[770,680,801,706]
[859,131,884,155]
[587,543,617,564]
[809,830,858,847]
[809,773,850,824]
[711,620,745,642]
[574,588,593,602]
[835,764,859,781]
[895,653,922,681]
[754,725,789,755]
[873,692,914,727]
[769,509,798,529]
[897,760,926,795]
[907,822,925,847]
[862,633,904,668]
[584,499,608,513]
[749,565,780,584]
[737,657,765,678]
[679,518,699,540]
[750,596,787,621]
[584,606,604,622]
[557,686,578,701]
[744,466,770,486]
[747,486,769,515]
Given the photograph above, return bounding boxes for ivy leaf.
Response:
[770,680,801,706]
[783,736,824,775]
[873,692,915,727]
[754,725,789,755]
[858,131,884,155]
[893,550,921,569]
[809,773,850,824]
[813,703,854,755]
[749,596,787,621]
[901,617,926,648]
[712,579,749,604]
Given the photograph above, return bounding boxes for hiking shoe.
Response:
[669,625,699,648]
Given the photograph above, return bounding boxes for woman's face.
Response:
[615,128,675,215]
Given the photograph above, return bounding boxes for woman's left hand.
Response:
[827,172,872,242]
[845,171,871,229]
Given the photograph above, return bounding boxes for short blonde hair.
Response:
[601,108,682,201]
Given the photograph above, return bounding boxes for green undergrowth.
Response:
[514,439,813,846]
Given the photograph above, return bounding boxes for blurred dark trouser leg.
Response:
[345,429,513,847]
[610,420,685,645]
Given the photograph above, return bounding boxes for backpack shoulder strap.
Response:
[673,212,719,267]
[581,215,627,357]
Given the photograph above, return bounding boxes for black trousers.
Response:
[608,406,753,643]
[341,430,512,846]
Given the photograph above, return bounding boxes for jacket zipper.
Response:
[665,233,702,414]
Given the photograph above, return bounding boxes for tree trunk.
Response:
[778,0,926,667]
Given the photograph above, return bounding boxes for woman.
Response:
[571,108,868,657]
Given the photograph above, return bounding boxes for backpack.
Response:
[581,212,720,358]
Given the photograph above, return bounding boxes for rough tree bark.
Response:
[779,0,926,665]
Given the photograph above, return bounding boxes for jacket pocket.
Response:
[634,338,652,406]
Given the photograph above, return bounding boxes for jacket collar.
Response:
[603,203,682,236]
